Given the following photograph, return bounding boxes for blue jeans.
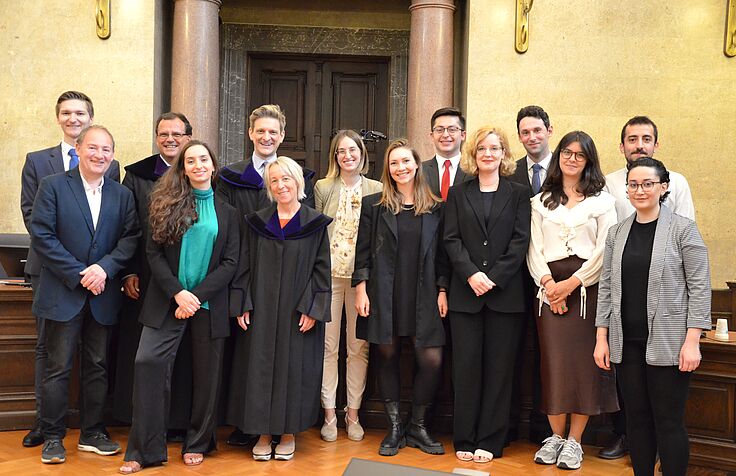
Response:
[40,305,111,440]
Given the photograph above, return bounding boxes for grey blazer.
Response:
[314,176,383,239]
[596,205,711,366]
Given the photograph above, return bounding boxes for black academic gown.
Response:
[227,204,332,435]
[113,155,193,429]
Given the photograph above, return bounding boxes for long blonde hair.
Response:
[378,138,440,215]
[325,130,370,178]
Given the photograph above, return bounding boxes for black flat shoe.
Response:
[598,434,628,460]
[23,427,44,447]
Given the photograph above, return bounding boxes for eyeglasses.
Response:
[476,145,504,155]
[432,126,463,135]
[626,181,662,192]
[337,147,360,157]
[560,149,587,162]
[157,132,187,140]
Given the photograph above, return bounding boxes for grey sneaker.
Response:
[534,434,565,464]
[556,437,584,470]
[78,432,121,456]
[41,439,66,464]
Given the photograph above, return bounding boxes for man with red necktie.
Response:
[422,107,471,199]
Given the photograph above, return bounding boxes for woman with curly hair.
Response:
[120,140,241,474]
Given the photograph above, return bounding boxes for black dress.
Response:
[393,208,422,337]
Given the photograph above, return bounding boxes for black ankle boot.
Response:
[379,401,405,456]
[406,404,445,455]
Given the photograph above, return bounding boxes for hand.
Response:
[437,291,448,318]
[546,277,580,306]
[679,340,701,372]
[549,299,568,315]
[89,281,106,296]
[299,314,316,333]
[174,290,200,316]
[467,272,494,297]
[237,311,250,331]
[174,306,193,319]
[80,264,107,292]
[122,275,140,299]
[355,283,370,317]
[593,339,611,370]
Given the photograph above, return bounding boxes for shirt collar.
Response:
[526,152,552,171]
[80,172,104,193]
[252,152,277,174]
[435,152,461,167]
[61,141,75,158]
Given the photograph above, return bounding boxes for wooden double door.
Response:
[247,54,390,181]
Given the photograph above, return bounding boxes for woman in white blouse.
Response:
[526,130,619,470]
[314,130,382,442]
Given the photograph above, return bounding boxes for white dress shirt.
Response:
[252,152,278,178]
[434,153,461,185]
[60,141,75,171]
[604,167,695,222]
[80,174,104,230]
[525,152,552,192]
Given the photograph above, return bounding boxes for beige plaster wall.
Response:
[465,0,736,287]
[1,1,158,234]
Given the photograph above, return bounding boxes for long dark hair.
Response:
[149,140,219,245]
[541,130,605,210]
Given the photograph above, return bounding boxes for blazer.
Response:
[140,198,240,339]
[509,157,533,194]
[596,205,711,366]
[444,177,531,314]
[21,144,120,276]
[422,157,471,197]
[352,193,448,347]
[30,167,139,325]
[313,175,383,237]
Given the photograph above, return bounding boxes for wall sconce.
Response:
[515,0,534,53]
[96,0,111,39]
[726,0,736,57]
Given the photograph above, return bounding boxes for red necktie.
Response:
[440,159,451,201]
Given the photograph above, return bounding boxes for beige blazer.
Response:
[314,176,383,238]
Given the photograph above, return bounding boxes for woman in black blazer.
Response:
[353,138,448,457]
[120,141,240,474]
[443,126,531,463]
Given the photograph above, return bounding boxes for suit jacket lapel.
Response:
[420,209,440,260]
[516,157,532,193]
[647,206,672,319]
[486,179,512,234]
[454,166,467,185]
[49,145,65,174]
[381,207,398,241]
[92,180,115,237]
[611,214,634,313]
[464,179,487,237]
[425,159,439,195]
[67,170,95,236]
[208,201,227,272]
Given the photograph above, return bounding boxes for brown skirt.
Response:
[536,256,619,416]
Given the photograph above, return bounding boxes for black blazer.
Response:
[509,157,533,194]
[352,193,448,347]
[140,198,240,339]
[443,177,531,314]
[422,157,471,197]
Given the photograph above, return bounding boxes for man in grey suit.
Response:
[422,107,471,200]
[19,91,120,448]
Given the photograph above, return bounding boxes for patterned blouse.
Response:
[330,178,363,278]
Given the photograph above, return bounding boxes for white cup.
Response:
[715,318,729,341]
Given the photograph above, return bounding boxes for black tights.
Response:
[376,336,442,404]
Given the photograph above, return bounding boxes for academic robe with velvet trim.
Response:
[227,204,332,435]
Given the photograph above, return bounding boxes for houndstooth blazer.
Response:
[596,205,711,366]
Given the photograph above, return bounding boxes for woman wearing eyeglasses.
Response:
[314,130,382,442]
[594,157,710,476]
[443,126,530,464]
[526,131,619,470]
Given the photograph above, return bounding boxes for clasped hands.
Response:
[174,289,200,319]
[79,264,107,295]
[236,311,316,333]
[543,276,580,315]
[468,271,495,297]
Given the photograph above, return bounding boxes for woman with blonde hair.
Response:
[315,130,382,442]
[353,138,448,457]
[443,126,531,463]
[227,156,332,461]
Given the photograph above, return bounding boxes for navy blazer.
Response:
[30,167,139,325]
[21,144,121,276]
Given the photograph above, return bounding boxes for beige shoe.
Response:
[275,435,295,461]
[345,410,364,441]
[320,415,337,442]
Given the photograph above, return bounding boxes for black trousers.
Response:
[41,305,111,440]
[450,308,524,456]
[616,341,691,476]
[29,274,46,424]
[124,309,224,466]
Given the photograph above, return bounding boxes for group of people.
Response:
[20,92,711,476]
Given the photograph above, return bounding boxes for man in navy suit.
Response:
[30,125,138,464]
[19,91,120,448]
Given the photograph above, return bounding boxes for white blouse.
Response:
[526,191,617,288]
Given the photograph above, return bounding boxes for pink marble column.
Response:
[171,0,221,155]
[407,0,456,161]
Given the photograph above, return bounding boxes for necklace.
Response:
[401,203,415,211]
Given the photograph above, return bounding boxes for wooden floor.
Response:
[0,426,641,476]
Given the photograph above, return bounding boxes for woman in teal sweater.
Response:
[121,141,241,474]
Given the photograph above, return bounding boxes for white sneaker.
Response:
[556,437,584,470]
[534,434,565,464]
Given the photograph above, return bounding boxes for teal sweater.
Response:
[178,188,218,310]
